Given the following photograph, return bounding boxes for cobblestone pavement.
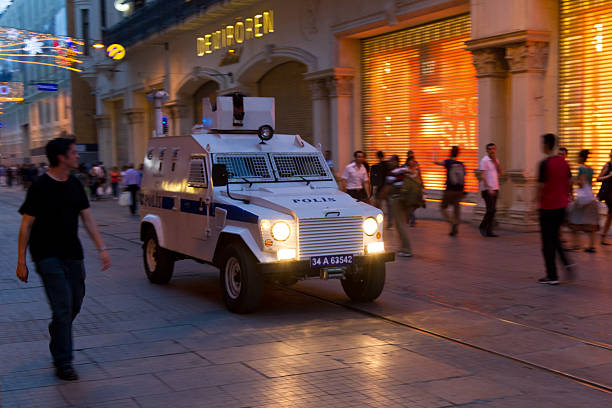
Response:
[0,187,610,407]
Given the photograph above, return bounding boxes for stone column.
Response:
[124,109,146,167]
[166,101,191,136]
[94,115,113,166]
[469,47,509,224]
[326,69,355,173]
[308,78,330,150]
[504,41,550,230]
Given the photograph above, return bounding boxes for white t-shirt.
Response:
[341,162,368,190]
[479,155,499,191]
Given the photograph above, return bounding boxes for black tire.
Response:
[341,262,386,302]
[143,229,175,284]
[219,242,263,313]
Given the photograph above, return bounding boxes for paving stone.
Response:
[196,341,303,364]
[59,374,171,406]
[82,340,188,363]
[156,363,264,391]
[99,352,210,377]
[518,343,612,371]
[87,398,141,408]
[0,384,68,408]
[134,386,241,408]
[417,375,522,405]
[1,363,107,392]
[130,324,205,342]
[244,353,348,377]
[281,334,386,354]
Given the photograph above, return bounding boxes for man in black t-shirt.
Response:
[434,146,466,236]
[16,138,111,381]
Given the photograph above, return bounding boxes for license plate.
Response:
[311,254,353,268]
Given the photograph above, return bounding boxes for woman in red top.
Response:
[109,167,121,199]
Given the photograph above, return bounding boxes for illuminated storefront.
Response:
[362,14,478,192]
[560,0,612,189]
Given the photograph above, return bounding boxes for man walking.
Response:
[479,143,503,237]
[123,163,141,215]
[537,133,573,285]
[434,146,466,236]
[341,150,371,203]
[370,150,388,209]
[16,137,111,380]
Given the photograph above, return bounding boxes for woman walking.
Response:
[596,149,612,245]
[568,149,599,252]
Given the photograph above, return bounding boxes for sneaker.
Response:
[397,251,412,257]
[485,233,499,237]
[449,224,458,236]
[538,277,559,285]
[584,247,596,253]
[55,365,79,381]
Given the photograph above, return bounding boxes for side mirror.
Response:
[212,163,229,187]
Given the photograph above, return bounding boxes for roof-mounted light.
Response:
[258,124,274,144]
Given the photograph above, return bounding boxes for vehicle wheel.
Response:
[341,262,385,302]
[143,229,175,284]
[219,243,263,313]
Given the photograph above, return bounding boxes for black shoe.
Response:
[538,277,559,285]
[485,233,499,237]
[449,224,458,236]
[584,247,595,253]
[55,365,79,381]
[479,227,486,237]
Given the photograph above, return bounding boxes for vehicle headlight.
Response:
[363,217,378,236]
[271,221,291,241]
[376,213,383,224]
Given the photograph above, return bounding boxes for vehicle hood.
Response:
[229,188,377,219]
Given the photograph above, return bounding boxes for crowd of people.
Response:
[0,161,144,215]
[335,135,612,282]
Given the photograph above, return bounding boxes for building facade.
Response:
[77,0,610,230]
[0,0,97,165]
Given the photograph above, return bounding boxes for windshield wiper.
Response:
[298,176,311,186]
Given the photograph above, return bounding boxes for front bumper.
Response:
[257,251,395,277]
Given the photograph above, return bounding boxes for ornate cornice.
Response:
[471,48,507,78]
[304,68,354,98]
[308,78,328,100]
[123,109,145,124]
[94,115,111,129]
[505,42,549,74]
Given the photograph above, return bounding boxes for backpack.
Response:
[370,163,386,187]
[447,161,465,191]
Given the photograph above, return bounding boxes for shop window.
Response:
[361,14,478,192]
[560,1,612,191]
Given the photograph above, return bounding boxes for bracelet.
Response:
[97,247,107,252]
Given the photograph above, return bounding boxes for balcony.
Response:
[102,0,223,48]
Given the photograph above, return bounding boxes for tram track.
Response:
[285,285,612,395]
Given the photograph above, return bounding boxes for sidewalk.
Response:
[0,187,610,407]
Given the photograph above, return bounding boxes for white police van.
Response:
[140,96,394,313]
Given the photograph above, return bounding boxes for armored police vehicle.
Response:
[140,96,394,313]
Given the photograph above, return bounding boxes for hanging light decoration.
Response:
[0,26,84,72]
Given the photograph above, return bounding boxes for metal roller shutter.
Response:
[361,14,478,192]
[560,0,612,191]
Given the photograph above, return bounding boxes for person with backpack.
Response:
[434,146,466,236]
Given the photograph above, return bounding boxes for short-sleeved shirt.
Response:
[19,174,90,262]
[538,156,571,210]
[341,162,369,190]
[443,159,465,192]
[479,155,500,191]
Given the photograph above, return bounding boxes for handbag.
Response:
[119,191,132,207]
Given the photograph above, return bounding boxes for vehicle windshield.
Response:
[212,152,333,183]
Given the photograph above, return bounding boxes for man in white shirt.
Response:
[341,150,371,202]
[479,143,503,237]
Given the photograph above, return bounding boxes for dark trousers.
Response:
[127,184,140,215]
[480,190,498,234]
[35,258,86,367]
[111,182,119,198]
[347,188,367,202]
[539,208,570,280]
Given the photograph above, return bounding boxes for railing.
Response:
[102,0,222,48]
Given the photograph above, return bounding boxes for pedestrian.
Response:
[110,166,121,199]
[123,163,141,215]
[370,151,389,209]
[536,133,574,285]
[403,156,425,227]
[16,137,111,380]
[568,149,599,252]
[387,157,412,257]
[479,143,503,237]
[596,149,612,245]
[0,163,6,186]
[558,146,568,159]
[7,165,14,187]
[341,150,371,203]
[89,163,101,200]
[434,146,466,236]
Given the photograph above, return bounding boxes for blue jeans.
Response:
[35,258,86,367]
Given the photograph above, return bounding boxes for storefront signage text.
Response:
[197,10,274,56]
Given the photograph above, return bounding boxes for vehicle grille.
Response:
[298,216,364,259]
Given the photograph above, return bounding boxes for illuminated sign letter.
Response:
[221,28,227,48]
[213,30,221,49]
[226,25,234,46]
[254,14,263,37]
[245,18,254,40]
[263,11,274,34]
[197,37,205,56]
[204,34,212,54]
[235,22,245,43]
